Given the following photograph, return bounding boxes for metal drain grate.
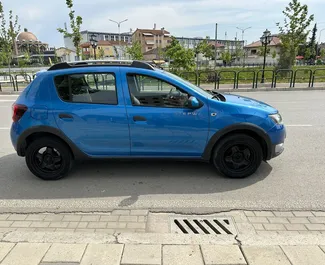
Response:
[171,217,237,235]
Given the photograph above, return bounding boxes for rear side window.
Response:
[54,73,117,105]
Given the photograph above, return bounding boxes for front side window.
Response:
[126,74,190,108]
[54,73,117,105]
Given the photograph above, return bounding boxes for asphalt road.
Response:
[0,91,325,213]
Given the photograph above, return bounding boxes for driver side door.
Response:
[125,73,210,157]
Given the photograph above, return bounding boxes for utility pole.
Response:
[214,23,218,70]
[109,18,128,59]
[236,26,251,66]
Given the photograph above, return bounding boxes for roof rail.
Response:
[48,60,155,71]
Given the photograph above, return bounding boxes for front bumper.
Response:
[271,143,284,158]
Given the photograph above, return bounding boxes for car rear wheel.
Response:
[25,137,72,180]
[213,134,263,178]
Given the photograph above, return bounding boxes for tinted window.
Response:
[127,74,190,108]
[54,73,117,104]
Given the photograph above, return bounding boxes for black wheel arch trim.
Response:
[202,123,273,161]
[16,125,88,159]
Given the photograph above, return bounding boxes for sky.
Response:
[3,0,325,48]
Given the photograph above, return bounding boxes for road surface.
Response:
[0,91,325,213]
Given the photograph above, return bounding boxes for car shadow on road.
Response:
[0,153,272,204]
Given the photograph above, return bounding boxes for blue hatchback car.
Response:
[11,60,286,180]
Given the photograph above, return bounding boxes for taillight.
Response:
[12,104,28,122]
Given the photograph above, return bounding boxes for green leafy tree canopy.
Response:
[0,1,20,67]
[308,23,317,59]
[126,41,143,60]
[57,0,83,59]
[165,37,195,73]
[276,0,314,69]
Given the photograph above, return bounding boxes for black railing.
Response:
[255,70,275,88]
[293,69,312,87]
[15,74,32,91]
[217,70,237,89]
[177,68,324,90]
[236,70,256,89]
[311,69,325,87]
[0,74,16,91]
[2,68,325,93]
[274,70,294,88]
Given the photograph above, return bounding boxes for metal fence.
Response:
[190,69,325,89]
[1,68,325,92]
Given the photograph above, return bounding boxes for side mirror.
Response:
[187,96,200,109]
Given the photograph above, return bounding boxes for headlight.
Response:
[269,113,283,124]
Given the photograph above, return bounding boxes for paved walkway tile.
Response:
[1,243,51,265]
[42,243,87,263]
[201,245,246,265]
[242,246,291,265]
[80,244,123,265]
[282,246,325,265]
[121,244,161,265]
[163,245,204,265]
[0,243,15,262]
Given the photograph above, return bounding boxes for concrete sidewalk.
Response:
[1,241,325,265]
[1,210,325,264]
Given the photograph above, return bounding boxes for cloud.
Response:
[4,0,325,47]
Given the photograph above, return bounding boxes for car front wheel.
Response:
[213,134,263,178]
[25,137,72,180]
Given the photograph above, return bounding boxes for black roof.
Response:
[48,60,155,71]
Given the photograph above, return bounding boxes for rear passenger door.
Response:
[52,70,130,156]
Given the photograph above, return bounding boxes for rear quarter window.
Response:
[54,73,118,105]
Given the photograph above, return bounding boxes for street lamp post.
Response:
[260,29,272,84]
[109,18,128,59]
[90,34,98,60]
[236,26,251,66]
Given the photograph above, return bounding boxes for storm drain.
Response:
[171,217,237,235]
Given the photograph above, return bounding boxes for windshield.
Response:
[162,71,213,98]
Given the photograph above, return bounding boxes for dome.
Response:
[17,29,38,42]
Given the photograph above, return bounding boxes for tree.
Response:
[257,46,271,57]
[165,37,195,73]
[320,48,325,59]
[0,1,20,70]
[272,50,277,59]
[304,47,311,61]
[276,0,314,69]
[98,47,105,59]
[308,23,317,60]
[220,50,232,66]
[126,41,143,60]
[57,0,83,60]
[220,41,232,66]
[233,40,243,61]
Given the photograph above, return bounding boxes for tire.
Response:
[25,137,73,180]
[212,134,263,178]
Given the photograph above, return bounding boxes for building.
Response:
[56,47,77,62]
[64,30,132,51]
[175,36,244,59]
[132,26,172,54]
[244,35,281,64]
[80,40,129,60]
[80,30,132,43]
[14,28,56,64]
[63,30,133,61]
